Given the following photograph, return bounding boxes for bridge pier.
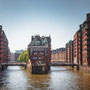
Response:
[72,64,79,70]
[31,65,50,74]
[77,65,79,70]
[50,63,80,71]
[25,65,27,69]
[1,65,7,70]
[0,62,27,70]
[72,65,74,69]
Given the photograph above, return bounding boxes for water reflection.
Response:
[0,69,8,87]
[0,66,90,90]
[27,74,50,90]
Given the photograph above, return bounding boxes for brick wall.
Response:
[0,25,9,64]
[51,48,66,63]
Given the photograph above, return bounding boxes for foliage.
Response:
[17,50,28,62]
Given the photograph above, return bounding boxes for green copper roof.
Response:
[43,37,48,44]
[36,41,41,45]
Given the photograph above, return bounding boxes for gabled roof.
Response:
[28,35,50,47]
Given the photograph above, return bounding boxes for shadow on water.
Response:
[0,69,9,87]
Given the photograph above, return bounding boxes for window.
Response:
[33,57,37,59]
[33,52,38,55]
[39,52,43,55]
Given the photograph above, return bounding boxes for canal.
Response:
[0,66,90,90]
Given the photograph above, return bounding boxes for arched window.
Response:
[39,52,43,55]
[33,52,38,55]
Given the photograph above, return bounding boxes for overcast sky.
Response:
[0,0,90,52]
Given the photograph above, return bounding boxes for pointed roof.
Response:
[43,37,48,45]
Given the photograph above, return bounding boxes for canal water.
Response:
[0,66,90,90]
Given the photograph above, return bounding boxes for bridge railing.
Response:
[50,62,79,70]
[0,62,27,66]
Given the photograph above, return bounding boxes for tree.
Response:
[17,50,28,62]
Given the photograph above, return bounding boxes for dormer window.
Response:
[88,14,90,17]
[0,25,2,30]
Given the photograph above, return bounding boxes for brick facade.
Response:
[28,35,51,65]
[51,13,90,66]
[65,40,73,63]
[73,30,82,65]
[81,13,90,66]
[73,13,90,66]
[51,48,66,63]
[0,25,9,64]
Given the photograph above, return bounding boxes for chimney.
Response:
[31,36,34,41]
[79,24,82,29]
[0,25,2,30]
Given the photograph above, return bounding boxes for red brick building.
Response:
[73,30,82,66]
[51,48,66,63]
[73,30,82,65]
[73,13,90,66]
[65,40,73,63]
[28,35,51,74]
[0,25,9,64]
[28,35,51,65]
[81,13,90,66]
[52,13,90,66]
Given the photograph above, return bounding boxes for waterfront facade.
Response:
[51,48,66,63]
[81,13,90,66]
[52,13,90,67]
[73,29,82,65]
[65,40,73,63]
[0,25,9,64]
[73,13,90,66]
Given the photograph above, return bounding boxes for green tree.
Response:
[17,50,28,62]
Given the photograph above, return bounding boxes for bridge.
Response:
[0,62,79,70]
[0,62,27,69]
[50,63,79,70]
[2,62,26,66]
